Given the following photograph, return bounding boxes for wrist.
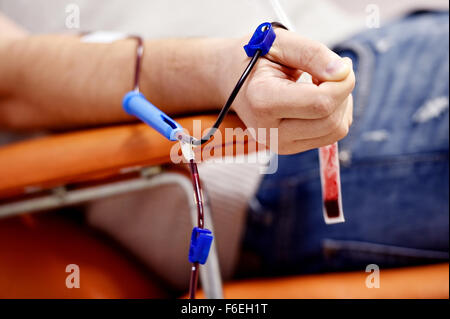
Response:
[215,36,249,107]
[140,38,231,114]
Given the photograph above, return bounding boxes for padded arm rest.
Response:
[194,263,449,299]
[0,114,248,199]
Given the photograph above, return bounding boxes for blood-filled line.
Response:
[319,142,344,223]
[187,159,204,299]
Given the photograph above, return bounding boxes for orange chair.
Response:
[195,263,449,299]
[0,115,245,299]
[0,114,448,299]
[0,213,167,298]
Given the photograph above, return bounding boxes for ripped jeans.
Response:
[240,11,449,276]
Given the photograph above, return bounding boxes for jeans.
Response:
[240,11,449,277]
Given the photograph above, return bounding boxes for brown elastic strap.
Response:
[79,32,144,92]
[129,35,144,92]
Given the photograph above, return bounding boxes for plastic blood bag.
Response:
[319,142,345,224]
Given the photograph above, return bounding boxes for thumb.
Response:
[267,28,350,82]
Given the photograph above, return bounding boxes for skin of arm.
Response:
[0,17,355,154]
[0,35,228,129]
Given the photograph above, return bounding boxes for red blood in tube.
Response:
[321,143,341,218]
[324,199,340,218]
[188,159,204,299]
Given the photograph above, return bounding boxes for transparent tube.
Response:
[180,140,205,299]
[319,142,345,224]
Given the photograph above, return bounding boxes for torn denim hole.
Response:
[339,149,352,167]
[375,37,393,53]
[361,129,390,142]
[412,96,449,123]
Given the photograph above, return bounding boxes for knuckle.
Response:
[336,122,350,140]
[324,111,341,134]
[315,43,329,57]
[305,42,327,67]
[314,94,334,117]
[348,72,356,91]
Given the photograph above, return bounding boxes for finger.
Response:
[347,94,354,127]
[278,96,351,140]
[317,59,355,104]
[259,64,354,119]
[259,60,304,82]
[276,100,352,155]
[267,28,351,82]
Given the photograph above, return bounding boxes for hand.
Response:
[221,28,355,154]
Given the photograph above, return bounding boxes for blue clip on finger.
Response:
[123,91,183,141]
[188,227,213,265]
[244,22,276,57]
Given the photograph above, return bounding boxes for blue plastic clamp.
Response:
[243,22,276,57]
[122,91,183,141]
[188,227,213,265]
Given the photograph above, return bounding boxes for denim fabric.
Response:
[240,11,449,277]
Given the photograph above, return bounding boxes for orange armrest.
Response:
[192,263,449,299]
[0,114,248,199]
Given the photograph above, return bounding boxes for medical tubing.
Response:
[195,22,287,145]
[188,159,204,299]
[187,22,289,299]
[189,159,205,229]
[188,263,200,299]
[196,50,261,145]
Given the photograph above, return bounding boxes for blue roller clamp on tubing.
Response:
[188,227,214,265]
[122,22,276,143]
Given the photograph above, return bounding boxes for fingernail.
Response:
[325,58,348,77]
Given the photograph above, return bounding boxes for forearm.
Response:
[0,35,234,130]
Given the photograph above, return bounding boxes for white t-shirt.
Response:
[0,0,380,44]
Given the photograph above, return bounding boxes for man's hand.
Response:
[221,28,355,154]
